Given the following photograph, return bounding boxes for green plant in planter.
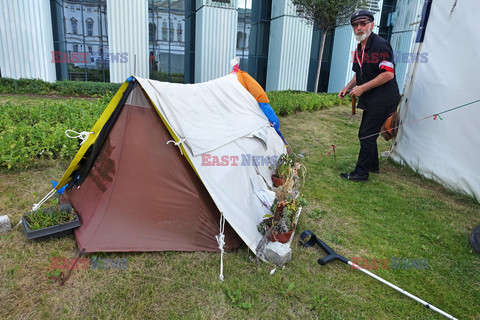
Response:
[25,206,77,231]
[257,194,306,236]
[272,152,306,187]
[272,153,296,180]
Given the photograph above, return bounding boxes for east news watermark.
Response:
[51,256,129,270]
[51,51,129,64]
[201,154,280,167]
[351,51,429,64]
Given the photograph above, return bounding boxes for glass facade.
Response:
[308,27,335,92]
[378,0,397,42]
[246,0,271,89]
[148,0,195,84]
[51,0,109,82]
[236,0,251,71]
[47,0,271,87]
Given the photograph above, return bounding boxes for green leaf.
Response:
[238,302,251,309]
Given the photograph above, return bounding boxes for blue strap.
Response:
[258,103,287,144]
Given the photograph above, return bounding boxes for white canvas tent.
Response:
[137,74,287,253]
[391,0,480,201]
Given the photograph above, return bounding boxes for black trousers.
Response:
[354,103,397,175]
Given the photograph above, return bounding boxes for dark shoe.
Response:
[369,169,380,174]
[340,171,369,182]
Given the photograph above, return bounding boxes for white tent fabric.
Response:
[137,74,271,156]
[391,0,480,201]
[137,74,287,256]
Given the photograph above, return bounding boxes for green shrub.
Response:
[267,90,349,116]
[0,95,111,170]
[0,77,121,97]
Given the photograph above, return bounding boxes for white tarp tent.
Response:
[138,74,287,255]
[391,0,480,201]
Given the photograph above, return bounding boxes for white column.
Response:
[195,0,237,83]
[328,25,358,93]
[108,0,149,83]
[266,0,313,91]
[0,0,56,82]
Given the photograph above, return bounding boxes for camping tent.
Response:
[55,72,286,253]
[391,0,480,201]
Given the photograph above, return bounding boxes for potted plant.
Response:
[271,153,306,187]
[22,203,81,241]
[257,194,306,243]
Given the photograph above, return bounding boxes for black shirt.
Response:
[352,32,401,111]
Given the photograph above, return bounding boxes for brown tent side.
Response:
[62,86,242,252]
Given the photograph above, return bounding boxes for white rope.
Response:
[32,188,57,211]
[166,138,187,155]
[65,129,94,145]
[215,213,226,281]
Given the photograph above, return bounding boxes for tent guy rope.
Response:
[215,213,226,281]
[166,138,187,155]
[327,98,480,159]
[65,129,94,145]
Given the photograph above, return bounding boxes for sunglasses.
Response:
[351,20,371,28]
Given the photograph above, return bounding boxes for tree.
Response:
[291,0,377,93]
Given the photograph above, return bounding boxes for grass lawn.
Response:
[1,101,479,319]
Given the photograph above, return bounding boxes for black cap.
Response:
[350,10,374,24]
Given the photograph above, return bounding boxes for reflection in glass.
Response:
[246,0,271,88]
[149,0,187,83]
[237,0,252,71]
[53,0,109,82]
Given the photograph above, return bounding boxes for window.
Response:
[245,0,271,88]
[149,23,156,42]
[88,46,93,61]
[169,22,174,42]
[162,22,167,41]
[53,0,109,82]
[148,0,194,84]
[236,0,251,71]
[237,31,244,49]
[71,18,77,34]
[86,19,93,36]
[177,23,182,42]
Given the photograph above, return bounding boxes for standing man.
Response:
[339,10,400,182]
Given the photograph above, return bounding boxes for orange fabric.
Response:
[235,70,269,103]
[384,115,393,134]
[381,111,399,141]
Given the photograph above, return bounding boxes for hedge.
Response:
[268,90,350,116]
[0,78,121,97]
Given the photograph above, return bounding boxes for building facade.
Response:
[0,0,423,92]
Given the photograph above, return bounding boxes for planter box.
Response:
[22,204,81,241]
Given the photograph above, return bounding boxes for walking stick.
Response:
[300,230,458,320]
[346,89,356,115]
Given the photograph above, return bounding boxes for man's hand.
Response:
[349,85,366,98]
[339,87,349,100]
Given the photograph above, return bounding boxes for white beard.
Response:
[355,24,373,42]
